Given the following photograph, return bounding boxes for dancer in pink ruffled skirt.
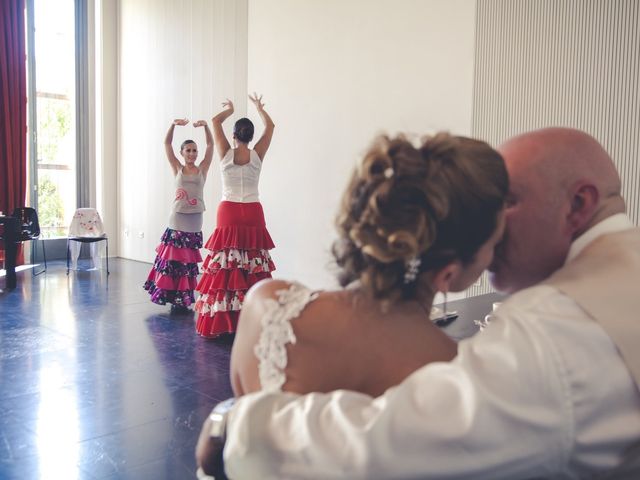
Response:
[144,118,214,312]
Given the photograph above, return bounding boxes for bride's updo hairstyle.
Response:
[332,132,508,303]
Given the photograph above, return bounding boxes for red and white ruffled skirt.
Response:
[195,201,275,337]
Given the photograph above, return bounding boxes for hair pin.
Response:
[383,167,394,179]
[403,256,421,284]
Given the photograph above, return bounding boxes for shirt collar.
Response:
[566,213,635,263]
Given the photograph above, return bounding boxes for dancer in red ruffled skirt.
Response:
[144,118,214,312]
[195,94,276,337]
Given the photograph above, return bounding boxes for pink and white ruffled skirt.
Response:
[143,228,203,307]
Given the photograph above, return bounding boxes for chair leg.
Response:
[32,238,46,276]
[106,238,110,275]
[66,239,70,275]
[42,237,47,271]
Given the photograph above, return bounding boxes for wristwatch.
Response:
[209,397,236,441]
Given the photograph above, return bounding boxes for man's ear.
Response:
[432,262,462,294]
[568,182,599,233]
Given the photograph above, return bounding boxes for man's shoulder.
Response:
[500,284,567,314]
[492,283,591,332]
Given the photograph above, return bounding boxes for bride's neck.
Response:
[346,283,437,318]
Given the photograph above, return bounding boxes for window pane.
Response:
[34,0,76,239]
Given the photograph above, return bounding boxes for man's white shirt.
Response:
[224,214,640,479]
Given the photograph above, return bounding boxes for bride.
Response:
[230,132,507,397]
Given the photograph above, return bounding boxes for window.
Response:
[26,0,78,239]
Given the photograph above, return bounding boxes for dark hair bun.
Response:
[234,118,255,143]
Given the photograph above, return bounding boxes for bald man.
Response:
[489,127,628,293]
[196,128,640,479]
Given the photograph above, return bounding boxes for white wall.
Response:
[95,0,118,252]
[112,0,638,299]
[118,0,248,262]
[115,0,475,296]
[246,0,476,288]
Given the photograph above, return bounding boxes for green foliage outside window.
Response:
[37,175,65,238]
[37,96,71,164]
[35,95,72,238]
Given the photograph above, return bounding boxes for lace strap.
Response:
[253,282,319,392]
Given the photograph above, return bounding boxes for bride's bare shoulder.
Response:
[245,278,294,303]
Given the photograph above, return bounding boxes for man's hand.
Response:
[196,416,228,479]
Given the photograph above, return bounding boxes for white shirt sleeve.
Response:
[224,287,577,480]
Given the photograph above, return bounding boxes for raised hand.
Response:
[221,99,234,113]
[193,120,207,128]
[248,92,274,161]
[173,118,189,126]
[249,92,265,111]
[212,100,235,125]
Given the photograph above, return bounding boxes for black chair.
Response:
[12,207,47,276]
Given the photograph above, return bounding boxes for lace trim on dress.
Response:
[254,282,319,392]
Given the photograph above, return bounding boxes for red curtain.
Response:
[0,0,27,264]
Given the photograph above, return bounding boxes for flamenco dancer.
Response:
[144,118,214,312]
[195,94,276,337]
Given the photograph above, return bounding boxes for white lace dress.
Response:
[253,282,319,392]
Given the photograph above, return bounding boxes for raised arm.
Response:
[249,93,275,161]
[211,100,234,160]
[194,120,214,179]
[165,119,189,176]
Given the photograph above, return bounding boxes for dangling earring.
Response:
[443,291,448,316]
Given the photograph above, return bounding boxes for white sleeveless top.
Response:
[253,282,319,392]
[220,149,262,203]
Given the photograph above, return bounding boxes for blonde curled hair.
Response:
[332,132,508,303]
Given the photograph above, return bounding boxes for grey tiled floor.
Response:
[0,259,233,479]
